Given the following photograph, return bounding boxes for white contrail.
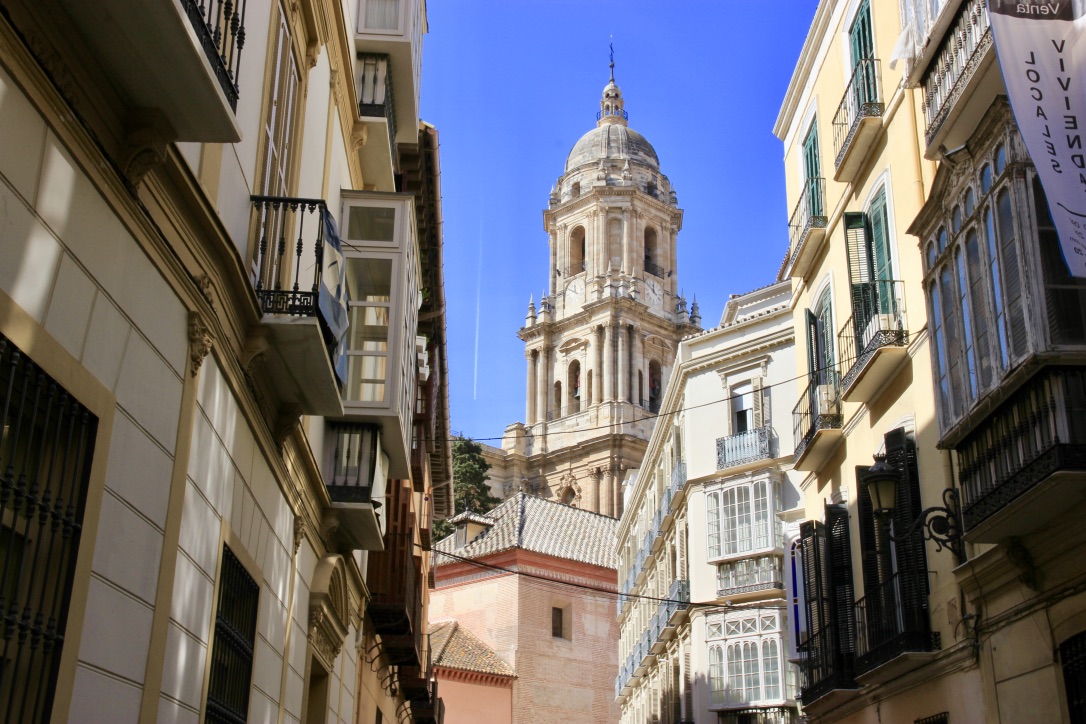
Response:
[473,215,483,399]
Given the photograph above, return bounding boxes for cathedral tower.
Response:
[486,67,700,517]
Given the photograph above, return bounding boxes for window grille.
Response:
[1062,631,1086,723]
[0,334,97,723]
[915,714,949,724]
[206,546,260,724]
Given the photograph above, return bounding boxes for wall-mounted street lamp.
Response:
[864,454,965,564]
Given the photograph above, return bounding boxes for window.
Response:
[344,257,393,402]
[849,0,877,106]
[843,188,895,351]
[551,603,571,640]
[806,286,834,386]
[707,480,779,560]
[923,137,1036,431]
[708,612,785,707]
[0,335,97,722]
[644,227,659,274]
[569,226,586,273]
[1062,631,1086,723]
[206,546,260,723]
[361,0,401,31]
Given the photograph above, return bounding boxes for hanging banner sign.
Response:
[987,0,1086,277]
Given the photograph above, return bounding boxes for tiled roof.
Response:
[430,621,516,677]
[434,493,617,569]
[447,510,493,526]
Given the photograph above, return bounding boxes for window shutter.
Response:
[825,503,856,665]
[845,211,874,341]
[806,309,820,384]
[798,519,829,688]
[884,428,930,615]
[752,376,765,429]
[856,465,890,601]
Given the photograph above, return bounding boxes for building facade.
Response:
[483,69,700,517]
[615,281,803,724]
[431,494,619,723]
[773,0,1086,722]
[0,0,449,721]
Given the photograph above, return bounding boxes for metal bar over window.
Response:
[0,334,97,723]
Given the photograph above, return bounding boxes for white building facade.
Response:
[616,281,802,724]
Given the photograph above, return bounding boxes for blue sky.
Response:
[420,1,817,442]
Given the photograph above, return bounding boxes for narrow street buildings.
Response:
[0,0,449,721]
[616,281,801,724]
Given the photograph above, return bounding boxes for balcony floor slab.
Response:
[841,345,909,403]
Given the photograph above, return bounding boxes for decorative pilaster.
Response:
[618,324,629,403]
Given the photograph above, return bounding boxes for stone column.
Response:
[549,228,558,298]
[603,322,615,401]
[596,211,607,274]
[622,208,632,273]
[536,349,548,424]
[634,331,644,407]
[618,323,629,403]
[669,225,679,297]
[526,350,537,423]
[593,326,603,405]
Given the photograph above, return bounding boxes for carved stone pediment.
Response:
[308,555,351,671]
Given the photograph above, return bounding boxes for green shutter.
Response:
[803,128,823,217]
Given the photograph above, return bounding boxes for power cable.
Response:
[429,545,785,614]
[443,344,894,443]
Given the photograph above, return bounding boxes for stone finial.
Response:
[690,296,702,327]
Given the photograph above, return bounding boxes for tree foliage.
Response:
[433,437,500,540]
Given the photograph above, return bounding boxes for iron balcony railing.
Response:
[670,461,687,497]
[922,0,991,145]
[854,572,939,675]
[645,259,666,278]
[181,0,247,109]
[546,401,585,421]
[597,108,629,121]
[798,621,856,703]
[833,58,884,170]
[716,426,772,469]
[789,176,827,255]
[250,196,327,319]
[358,53,397,152]
[793,372,843,462]
[563,260,586,276]
[717,554,784,596]
[957,366,1086,531]
[838,280,908,391]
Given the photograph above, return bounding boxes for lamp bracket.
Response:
[882,487,966,564]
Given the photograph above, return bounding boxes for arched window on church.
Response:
[569,226,586,275]
[638,370,644,407]
[562,488,576,506]
[649,360,662,413]
[644,226,659,276]
[571,181,581,198]
[568,360,582,412]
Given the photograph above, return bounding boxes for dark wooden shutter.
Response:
[885,429,930,622]
[825,503,856,665]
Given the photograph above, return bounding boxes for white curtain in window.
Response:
[754,481,770,549]
[365,0,400,30]
[762,639,781,699]
[709,646,726,705]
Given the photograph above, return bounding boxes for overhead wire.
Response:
[429,545,785,613]
[442,344,886,443]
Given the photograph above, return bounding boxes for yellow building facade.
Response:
[776,1,982,721]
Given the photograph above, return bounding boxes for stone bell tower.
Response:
[485,64,700,517]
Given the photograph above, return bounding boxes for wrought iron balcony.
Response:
[716,426,772,470]
[597,108,629,121]
[665,579,691,627]
[670,461,687,498]
[645,259,666,278]
[251,196,328,319]
[367,531,422,666]
[248,195,344,417]
[854,572,939,677]
[957,366,1086,539]
[922,0,992,151]
[792,373,844,471]
[546,401,585,421]
[838,280,909,402]
[787,177,828,279]
[798,622,857,704]
[833,59,884,182]
[182,0,246,110]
